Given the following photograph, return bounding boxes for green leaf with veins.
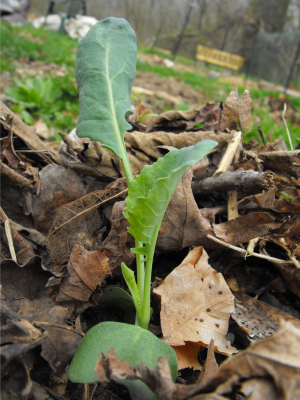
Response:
[75,17,137,159]
[124,140,217,246]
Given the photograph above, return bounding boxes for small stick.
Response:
[207,234,299,267]
[257,126,266,146]
[282,103,293,151]
[15,149,50,153]
[0,207,17,262]
[214,131,242,176]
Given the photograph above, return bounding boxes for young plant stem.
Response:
[140,223,161,329]
[120,156,145,326]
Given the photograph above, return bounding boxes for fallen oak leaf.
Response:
[153,247,237,360]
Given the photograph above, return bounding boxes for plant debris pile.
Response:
[1,86,300,399]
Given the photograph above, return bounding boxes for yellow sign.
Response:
[196,45,244,70]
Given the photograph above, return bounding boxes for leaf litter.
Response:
[1,79,300,400]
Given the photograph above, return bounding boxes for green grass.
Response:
[1,21,299,147]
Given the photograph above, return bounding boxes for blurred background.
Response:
[1,0,299,146]
[27,0,300,88]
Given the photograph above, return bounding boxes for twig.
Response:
[33,321,85,337]
[213,131,242,175]
[15,149,50,153]
[207,234,299,266]
[282,103,293,151]
[0,207,17,262]
[257,126,266,146]
[214,131,241,220]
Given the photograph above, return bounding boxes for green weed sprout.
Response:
[68,17,217,399]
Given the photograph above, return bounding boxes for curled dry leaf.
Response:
[0,119,39,189]
[153,247,237,361]
[95,348,177,400]
[56,243,111,304]
[146,108,200,133]
[196,340,218,386]
[0,101,62,164]
[220,88,253,133]
[200,321,300,400]
[124,130,232,160]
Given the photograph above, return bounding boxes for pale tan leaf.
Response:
[153,247,237,355]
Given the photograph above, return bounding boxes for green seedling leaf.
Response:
[138,113,159,121]
[68,321,178,400]
[130,246,148,255]
[98,287,136,324]
[121,263,143,321]
[75,17,137,159]
[124,140,217,245]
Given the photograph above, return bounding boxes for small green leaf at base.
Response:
[68,322,178,400]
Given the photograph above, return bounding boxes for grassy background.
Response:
[1,21,299,148]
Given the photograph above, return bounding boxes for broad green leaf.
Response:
[68,322,178,400]
[98,287,135,324]
[124,140,217,245]
[75,17,137,159]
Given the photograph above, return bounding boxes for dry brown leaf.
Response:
[0,222,35,265]
[0,119,39,189]
[153,247,237,356]
[146,108,200,133]
[47,177,128,266]
[125,130,231,160]
[30,164,90,234]
[173,342,202,371]
[95,349,178,400]
[157,169,214,253]
[220,88,252,133]
[196,340,218,386]
[0,101,62,164]
[270,259,300,298]
[56,243,110,304]
[233,292,300,334]
[199,321,300,399]
[232,297,279,340]
[213,212,275,246]
[0,256,82,395]
[237,187,277,209]
[100,200,136,272]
